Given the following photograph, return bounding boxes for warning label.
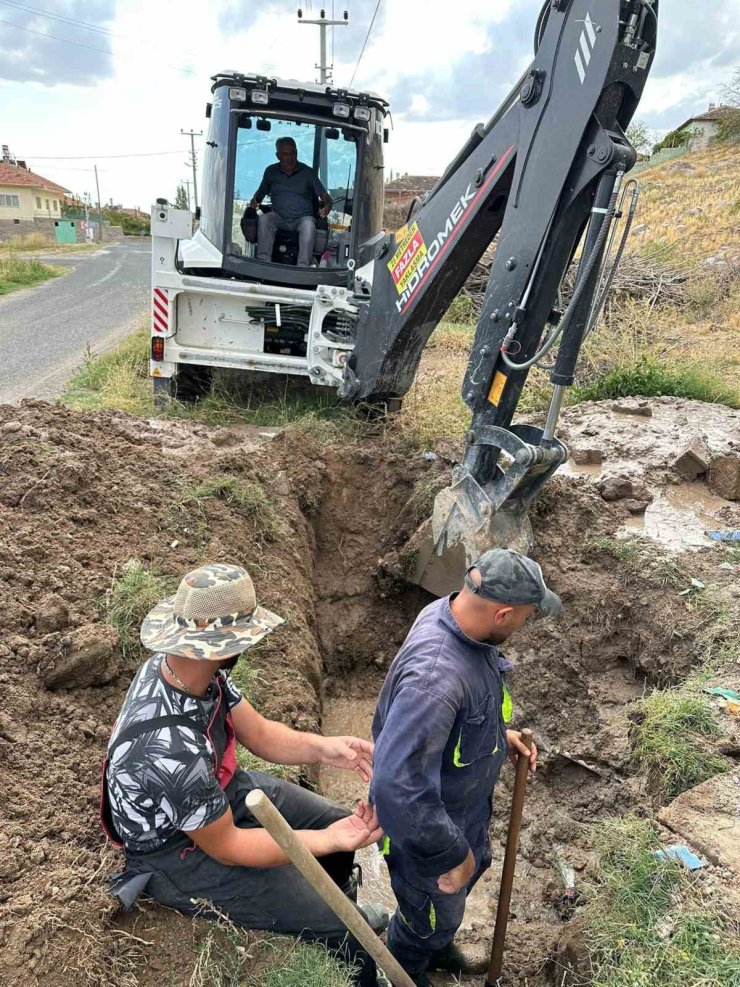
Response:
[387,222,427,294]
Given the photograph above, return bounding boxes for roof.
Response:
[385,175,439,193]
[677,105,734,131]
[0,161,69,194]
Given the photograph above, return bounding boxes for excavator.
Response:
[150,0,658,594]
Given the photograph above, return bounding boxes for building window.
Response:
[45,198,49,210]
[0,194,21,207]
[36,196,41,209]
[53,199,58,211]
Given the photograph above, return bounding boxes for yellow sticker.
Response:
[387,222,427,294]
[488,371,507,406]
[394,224,408,242]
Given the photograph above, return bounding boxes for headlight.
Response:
[251,90,270,105]
[332,103,350,118]
[353,106,371,121]
[229,87,247,101]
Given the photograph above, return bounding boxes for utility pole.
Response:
[94,164,103,242]
[181,129,202,211]
[297,7,349,83]
[183,178,192,210]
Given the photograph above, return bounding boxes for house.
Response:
[675,105,732,151]
[0,146,70,240]
[384,174,439,206]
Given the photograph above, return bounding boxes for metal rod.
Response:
[245,789,415,987]
[94,164,103,242]
[485,728,533,986]
[542,385,567,442]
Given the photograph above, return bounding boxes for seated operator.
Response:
[249,136,332,266]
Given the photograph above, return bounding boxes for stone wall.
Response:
[0,217,126,244]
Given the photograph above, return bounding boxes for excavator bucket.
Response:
[404,425,567,597]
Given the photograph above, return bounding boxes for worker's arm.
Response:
[249,169,271,209]
[313,172,332,218]
[188,798,382,868]
[372,685,470,879]
[231,699,373,781]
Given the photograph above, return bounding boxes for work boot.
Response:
[431,940,489,975]
[359,902,390,935]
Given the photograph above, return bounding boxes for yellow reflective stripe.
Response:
[379,836,391,857]
[502,684,513,723]
[429,902,436,932]
[453,730,471,768]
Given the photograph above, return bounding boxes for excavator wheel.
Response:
[171,365,213,403]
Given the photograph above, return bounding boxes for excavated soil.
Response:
[0,397,739,987]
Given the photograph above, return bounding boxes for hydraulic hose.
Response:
[500,171,623,373]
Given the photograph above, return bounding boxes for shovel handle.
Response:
[485,728,533,985]
[245,789,415,987]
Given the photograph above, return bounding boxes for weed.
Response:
[247,939,355,987]
[0,255,62,295]
[101,560,175,663]
[631,688,728,799]
[229,656,261,707]
[177,475,279,542]
[572,357,739,408]
[190,928,243,987]
[444,293,476,324]
[588,816,740,987]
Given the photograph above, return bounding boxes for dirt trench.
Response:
[0,399,737,987]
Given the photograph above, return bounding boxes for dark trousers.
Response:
[386,851,490,979]
[124,770,377,986]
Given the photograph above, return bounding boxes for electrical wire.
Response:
[25,150,186,159]
[348,0,381,89]
[0,15,196,74]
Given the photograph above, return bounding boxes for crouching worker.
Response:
[101,563,387,987]
[371,550,562,986]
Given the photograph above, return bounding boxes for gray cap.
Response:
[465,549,563,616]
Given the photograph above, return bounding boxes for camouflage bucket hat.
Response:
[467,548,563,616]
[140,563,284,661]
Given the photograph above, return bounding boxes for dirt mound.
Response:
[1,398,738,986]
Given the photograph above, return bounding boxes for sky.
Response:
[0,0,738,209]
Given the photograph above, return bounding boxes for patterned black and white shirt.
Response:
[106,654,243,853]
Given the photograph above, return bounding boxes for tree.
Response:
[174,184,190,210]
[626,119,651,156]
[718,66,740,141]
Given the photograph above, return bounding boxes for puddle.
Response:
[320,695,495,934]
[621,482,731,551]
[557,459,603,479]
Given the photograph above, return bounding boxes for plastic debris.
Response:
[703,687,740,702]
[423,452,438,462]
[553,844,577,899]
[655,844,705,871]
[679,577,705,596]
[708,530,740,542]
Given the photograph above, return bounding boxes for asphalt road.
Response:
[0,240,150,404]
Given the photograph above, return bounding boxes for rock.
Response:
[658,771,740,872]
[610,399,653,417]
[707,455,740,501]
[34,594,70,635]
[598,475,653,505]
[42,623,120,690]
[571,447,604,465]
[210,427,243,448]
[1,421,22,433]
[0,713,28,744]
[672,436,711,480]
[622,498,651,515]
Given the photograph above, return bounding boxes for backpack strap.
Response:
[108,714,207,755]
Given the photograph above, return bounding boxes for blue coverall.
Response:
[370,596,511,980]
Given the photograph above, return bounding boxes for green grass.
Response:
[177,475,279,542]
[63,326,370,443]
[631,689,729,799]
[100,559,176,663]
[572,356,740,408]
[588,817,740,987]
[0,255,62,295]
[248,940,355,987]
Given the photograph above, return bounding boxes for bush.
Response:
[572,357,739,408]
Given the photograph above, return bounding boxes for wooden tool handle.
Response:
[486,728,533,986]
[245,789,415,987]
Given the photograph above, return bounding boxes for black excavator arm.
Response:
[342,0,658,593]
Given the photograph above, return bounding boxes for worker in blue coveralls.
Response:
[370,549,562,986]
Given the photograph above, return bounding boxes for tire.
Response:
[171,364,213,403]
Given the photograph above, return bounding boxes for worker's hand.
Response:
[506,730,537,774]
[319,203,331,219]
[319,736,374,782]
[326,800,383,852]
[437,848,475,894]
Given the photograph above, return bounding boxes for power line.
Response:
[348,0,381,89]
[0,16,196,74]
[22,150,185,160]
[0,0,200,58]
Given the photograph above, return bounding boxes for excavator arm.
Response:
[343,0,658,594]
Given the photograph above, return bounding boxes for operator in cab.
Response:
[101,562,388,987]
[249,136,332,266]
